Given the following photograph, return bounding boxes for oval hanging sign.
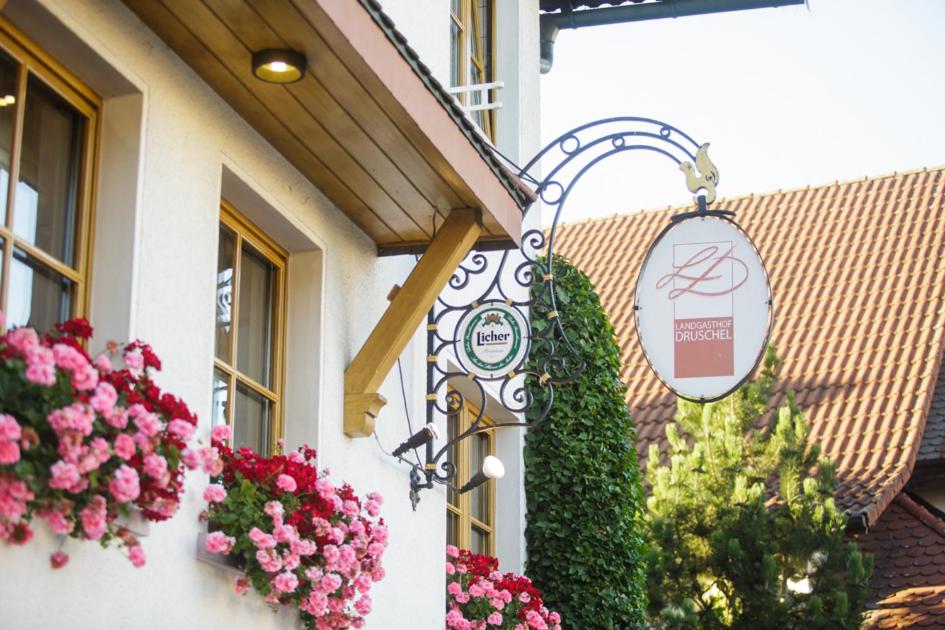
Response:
[634,214,772,402]
[455,301,531,380]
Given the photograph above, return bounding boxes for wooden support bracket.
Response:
[344,208,483,436]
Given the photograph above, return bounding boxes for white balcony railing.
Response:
[448,81,504,140]
[448,80,504,113]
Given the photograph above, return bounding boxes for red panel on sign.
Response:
[673,317,734,378]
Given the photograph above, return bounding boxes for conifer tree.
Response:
[644,350,873,629]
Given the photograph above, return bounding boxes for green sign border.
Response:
[460,305,526,375]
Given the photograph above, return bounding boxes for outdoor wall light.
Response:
[251,49,306,84]
[398,400,528,510]
[391,423,440,458]
[457,455,505,495]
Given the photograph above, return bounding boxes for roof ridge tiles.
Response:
[896,493,945,540]
[552,164,945,231]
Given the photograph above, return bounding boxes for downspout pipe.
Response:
[540,0,806,73]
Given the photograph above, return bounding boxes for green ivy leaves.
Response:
[524,256,647,629]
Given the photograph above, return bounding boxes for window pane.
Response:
[470,433,489,523]
[234,381,270,455]
[236,243,275,387]
[214,226,235,362]
[447,411,459,508]
[210,369,229,430]
[14,76,83,266]
[0,51,19,227]
[471,526,489,555]
[7,248,71,332]
[478,0,492,80]
[450,20,461,87]
[447,510,459,549]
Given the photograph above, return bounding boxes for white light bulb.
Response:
[425,422,440,440]
[482,455,505,480]
[268,61,289,73]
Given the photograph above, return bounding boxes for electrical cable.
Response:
[397,357,423,467]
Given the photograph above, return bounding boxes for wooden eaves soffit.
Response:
[122,0,535,435]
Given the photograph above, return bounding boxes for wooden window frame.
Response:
[449,0,497,140]
[0,16,100,325]
[447,402,497,555]
[213,200,288,455]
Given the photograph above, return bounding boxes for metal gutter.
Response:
[541,0,806,73]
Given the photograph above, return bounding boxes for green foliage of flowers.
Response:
[524,256,647,629]
[644,349,873,628]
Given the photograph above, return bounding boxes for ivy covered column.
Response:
[524,255,647,629]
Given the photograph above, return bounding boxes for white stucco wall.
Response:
[0,0,443,628]
[379,0,451,87]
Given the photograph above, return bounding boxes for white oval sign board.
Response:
[634,215,772,401]
[455,302,530,380]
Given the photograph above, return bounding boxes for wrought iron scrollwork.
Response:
[394,117,720,507]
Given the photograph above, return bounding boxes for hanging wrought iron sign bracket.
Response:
[382,117,729,509]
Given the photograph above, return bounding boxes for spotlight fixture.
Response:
[251,49,306,84]
[391,423,440,458]
[458,455,505,494]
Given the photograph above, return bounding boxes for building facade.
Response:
[0,1,540,628]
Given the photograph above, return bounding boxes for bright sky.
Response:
[539,0,945,225]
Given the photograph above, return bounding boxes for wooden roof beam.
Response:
[344,208,482,437]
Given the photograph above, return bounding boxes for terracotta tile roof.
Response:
[551,167,945,526]
[857,493,945,628]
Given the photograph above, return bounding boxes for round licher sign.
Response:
[634,214,772,401]
[455,302,530,380]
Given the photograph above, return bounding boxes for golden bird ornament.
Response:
[679,143,720,204]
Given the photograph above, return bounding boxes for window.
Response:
[211,201,287,455]
[446,403,496,555]
[0,18,98,333]
[449,0,496,139]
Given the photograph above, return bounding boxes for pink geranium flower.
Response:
[49,461,81,490]
[0,440,20,464]
[128,545,146,568]
[205,531,235,555]
[143,454,169,485]
[114,433,135,461]
[108,464,140,503]
[273,571,299,593]
[0,415,21,441]
[203,484,226,503]
[123,348,144,374]
[211,424,231,443]
[89,382,118,414]
[276,474,297,493]
[80,496,107,541]
[168,419,195,440]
